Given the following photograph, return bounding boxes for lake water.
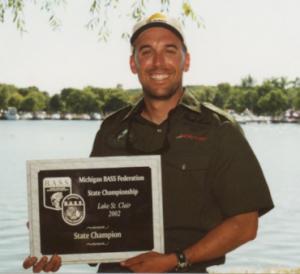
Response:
[0,121,299,273]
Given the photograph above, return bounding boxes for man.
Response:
[23,12,273,273]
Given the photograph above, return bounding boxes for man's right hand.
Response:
[23,255,61,273]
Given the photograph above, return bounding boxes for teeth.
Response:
[150,74,169,80]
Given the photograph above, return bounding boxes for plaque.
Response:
[27,156,164,264]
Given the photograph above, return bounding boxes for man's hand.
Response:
[23,255,61,273]
[120,251,177,273]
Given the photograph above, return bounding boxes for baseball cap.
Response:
[130,12,187,50]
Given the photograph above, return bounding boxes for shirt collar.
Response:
[121,88,201,122]
[178,88,201,113]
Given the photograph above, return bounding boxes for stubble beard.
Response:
[142,82,183,101]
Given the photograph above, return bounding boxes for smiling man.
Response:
[90,12,274,273]
[23,12,274,273]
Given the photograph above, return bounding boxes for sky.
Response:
[0,0,300,95]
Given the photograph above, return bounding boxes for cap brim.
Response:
[130,22,184,45]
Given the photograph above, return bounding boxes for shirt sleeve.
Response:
[212,122,274,218]
[89,122,107,157]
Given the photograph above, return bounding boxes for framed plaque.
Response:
[26,156,164,264]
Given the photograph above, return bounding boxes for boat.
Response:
[50,113,61,120]
[90,112,102,120]
[33,111,47,120]
[4,107,20,120]
[63,113,73,120]
[20,112,33,120]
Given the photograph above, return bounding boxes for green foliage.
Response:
[102,95,128,114]
[225,88,243,112]
[0,83,19,109]
[1,0,202,40]
[1,76,300,116]
[241,75,256,89]
[19,91,48,112]
[7,92,23,108]
[0,87,9,109]
[240,89,259,113]
[257,89,289,115]
[48,94,62,112]
[291,89,300,110]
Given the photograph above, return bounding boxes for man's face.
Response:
[130,27,190,100]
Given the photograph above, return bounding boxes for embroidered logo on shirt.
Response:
[176,134,207,142]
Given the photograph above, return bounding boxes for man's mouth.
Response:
[150,73,169,81]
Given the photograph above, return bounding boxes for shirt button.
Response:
[156,128,163,133]
[181,163,187,171]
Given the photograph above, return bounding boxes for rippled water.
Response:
[0,121,299,273]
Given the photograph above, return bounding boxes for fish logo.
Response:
[43,177,72,210]
[61,194,86,226]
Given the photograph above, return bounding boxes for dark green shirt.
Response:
[90,91,274,270]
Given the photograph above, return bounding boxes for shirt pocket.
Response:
[162,155,211,228]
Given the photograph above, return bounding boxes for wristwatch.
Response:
[175,250,190,272]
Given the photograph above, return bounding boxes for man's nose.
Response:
[152,52,165,67]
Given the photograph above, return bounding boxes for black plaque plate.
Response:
[27,156,164,263]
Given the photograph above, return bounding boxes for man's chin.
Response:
[143,88,179,101]
[146,93,175,100]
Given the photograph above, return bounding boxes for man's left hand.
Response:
[121,251,177,273]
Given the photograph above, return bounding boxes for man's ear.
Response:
[183,52,190,72]
[130,54,138,74]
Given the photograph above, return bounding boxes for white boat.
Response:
[20,112,33,120]
[34,111,47,120]
[78,114,91,120]
[63,113,73,120]
[90,112,102,120]
[50,113,61,120]
[4,107,20,120]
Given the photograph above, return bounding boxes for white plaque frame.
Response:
[27,155,164,264]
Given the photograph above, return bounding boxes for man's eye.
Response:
[166,48,177,54]
[140,49,151,56]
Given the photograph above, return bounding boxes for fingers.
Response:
[51,255,62,272]
[121,251,156,267]
[23,255,62,273]
[33,256,48,273]
[121,254,142,267]
[23,256,38,269]
[44,255,62,272]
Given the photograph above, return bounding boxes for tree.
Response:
[241,89,259,113]
[81,91,103,113]
[63,89,85,114]
[102,96,128,114]
[292,89,300,110]
[48,94,63,113]
[224,88,243,112]
[257,81,272,98]
[83,86,106,103]
[61,88,76,102]
[265,77,291,90]
[19,91,48,112]
[8,92,23,109]
[241,75,256,89]
[0,0,203,40]
[188,86,216,103]
[0,84,18,109]
[101,88,129,114]
[0,86,9,110]
[257,89,289,115]
[291,77,300,88]
[213,83,231,108]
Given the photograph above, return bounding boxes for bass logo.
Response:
[61,194,86,226]
[43,177,72,210]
